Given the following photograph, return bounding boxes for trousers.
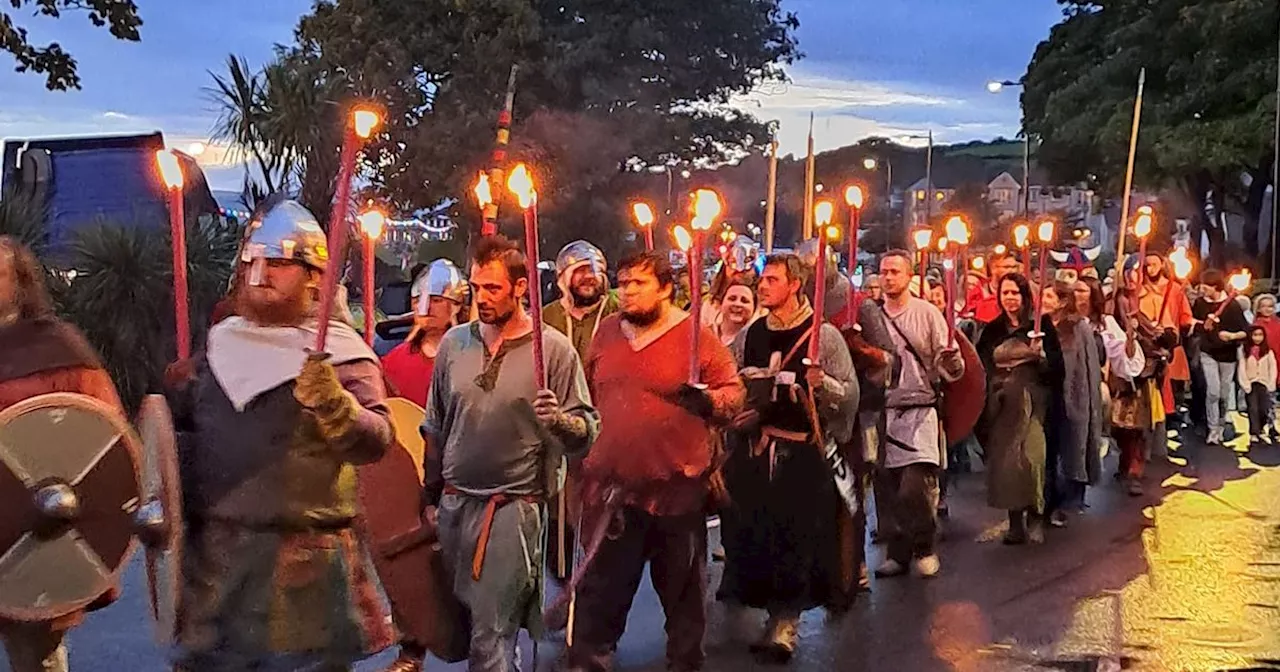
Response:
[876,463,939,563]
[1199,353,1237,436]
[566,507,707,672]
[1247,383,1272,436]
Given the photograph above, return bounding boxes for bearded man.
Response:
[423,235,599,672]
[566,252,744,672]
[166,198,395,671]
[0,237,125,672]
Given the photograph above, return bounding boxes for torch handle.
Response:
[525,207,547,388]
[809,235,827,361]
[363,236,376,346]
[645,227,654,252]
[315,130,360,351]
[168,189,190,361]
[1156,282,1176,327]
[689,233,703,385]
[1033,243,1047,334]
[945,259,957,346]
[1213,290,1236,319]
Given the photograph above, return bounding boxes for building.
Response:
[904,168,1094,227]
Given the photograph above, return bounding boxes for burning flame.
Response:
[1229,270,1252,293]
[944,215,970,246]
[691,189,723,231]
[815,200,835,227]
[824,224,840,241]
[972,256,985,270]
[357,209,386,239]
[507,163,537,209]
[942,258,955,271]
[1036,219,1055,244]
[844,185,865,209]
[1133,212,1153,239]
[352,108,381,139]
[672,225,692,252]
[936,236,949,253]
[1013,223,1030,249]
[994,244,1008,255]
[912,228,933,251]
[632,202,655,227]
[1168,247,1193,280]
[155,150,184,190]
[1137,204,1154,217]
[474,172,493,208]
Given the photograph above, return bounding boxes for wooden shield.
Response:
[136,394,183,643]
[942,331,986,444]
[356,398,470,662]
[0,393,142,622]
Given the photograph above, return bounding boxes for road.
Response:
[6,420,1280,671]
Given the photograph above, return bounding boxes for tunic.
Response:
[422,321,599,665]
[381,340,434,406]
[168,317,395,669]
[882,297,957,469]
[542,293,620,363]
[720,310,857,613]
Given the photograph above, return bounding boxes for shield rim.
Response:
[137,394,183,642]
[0,392,143,622]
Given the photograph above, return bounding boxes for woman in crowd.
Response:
[1111,257,1171,496]
[975,273,1065,544]
[1077,277,1145,459]
[1043,280,1102,524]
[1238,325,1277,446]
[714,277,760,347]
[1252,293,1280,441]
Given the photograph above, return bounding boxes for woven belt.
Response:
[444,485,539,581]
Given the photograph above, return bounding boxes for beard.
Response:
[622,304,663,327]
[477,301,516,326]
[570,282,602,307]
[237,282,311,327]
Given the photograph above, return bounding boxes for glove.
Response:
[294,355,358,441]
[674,383,715,420]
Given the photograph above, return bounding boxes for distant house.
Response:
[905,168,1094,227]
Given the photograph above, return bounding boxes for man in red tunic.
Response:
[381,259,467,406]
[566,251,744,672]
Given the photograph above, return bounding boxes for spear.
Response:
[765,138,779,253]
[1112,68,1146,279]
[482,64,520,237]
[803,113,816,240]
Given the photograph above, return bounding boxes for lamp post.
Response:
[988,79,1032,215]
[315,106,381,351]
[155,150,190,360]
[862,157,891,210]
[902,132,934,227]
[356,208,386,346]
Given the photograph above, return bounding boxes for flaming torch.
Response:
[687,189,723,384]
[315,106,381,351]
[844,185,865,325]
[809,200,836,361]
[912,228,934,281]
[155,150,190,360]
[474,172,494,224]
[1214,269,1253,319]
[632,202,656,251]
[1013,222,1031,273]
[1031,219,1056,336]
[357,208,386,346]
[944,215,971,343]
[1133,205,1154,270]
[1157,247,1193,325]
[507,164,547,387]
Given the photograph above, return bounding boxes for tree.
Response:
[279,0,800,239]
[1022,0,1278,266]
[3,0,142,90]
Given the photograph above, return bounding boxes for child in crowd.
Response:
[1238,325,1277,445]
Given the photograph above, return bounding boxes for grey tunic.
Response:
[422,321,599,672]
[1057,316,1103,485]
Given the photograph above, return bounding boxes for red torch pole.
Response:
[156,151,190,360]
[645,227,654,251]
[363,234,376,346]
[810,230,828,362]
[524,205,546,387]
[1033,242,1048,334]
[847,204,861,326]
[689,230,703,384]
[316,127,361,351]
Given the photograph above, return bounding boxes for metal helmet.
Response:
[555,240,606,278]
[411,258,467,315]
[727,235,760,273]
[239,200,329,270]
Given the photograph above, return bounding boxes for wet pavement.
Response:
[6,416,1280,671]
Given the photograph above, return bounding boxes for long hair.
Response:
[0,235,54,321]
[1248,325,1272,360]
[1051,279,1080,319]
[997,271,1035,328]
[1081,276,1107,328]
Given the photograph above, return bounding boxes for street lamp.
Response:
[900,131,933,227]
[986,79,1019,94]
[988,78,1032,216]
[863,158,877,171]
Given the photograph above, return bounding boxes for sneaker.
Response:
[1206,430,1223,446]
[1049,510,1068,528]
[913,554,941,578]
[753,616,798,663]
[874,558,908,578]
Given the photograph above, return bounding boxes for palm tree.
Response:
[208,55,281,193]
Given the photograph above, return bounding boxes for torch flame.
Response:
[357,209,386,239]
[1137,204,1154,217]
[691,189,722,231]
[994,244,1008,255]
[844,185,865,209]
[1013,223,1030,249]
[1168,247,1193,280]
[474,172,493,208]
[1229,270,1252,293]
[507,163,537,209]
[155,150,184,190]
[1133,213,1153,239]
[632,202,655,227]
[815,200,835,227]
[944,215,970,246]
[352,108,381,139]
[912,228,933,251]
[1036,219,1055,244]
[672,225,692,252]
[972,256,985,270]
[824,224,840,241]
[936,236,949,253]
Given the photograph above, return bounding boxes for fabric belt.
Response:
[444,485,540,581]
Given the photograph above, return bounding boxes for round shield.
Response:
[942,331,986,444]
[0,393,142,621]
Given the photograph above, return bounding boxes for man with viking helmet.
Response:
[166,197,396,671]
[541,240,617,580]
[0,237,126,672]
[381,259,468,407]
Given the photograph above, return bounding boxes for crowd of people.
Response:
[0,196,1276,672]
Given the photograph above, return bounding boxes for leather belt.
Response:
[444,485,539,581]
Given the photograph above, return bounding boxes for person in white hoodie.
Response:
[1238,325,1278,446]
